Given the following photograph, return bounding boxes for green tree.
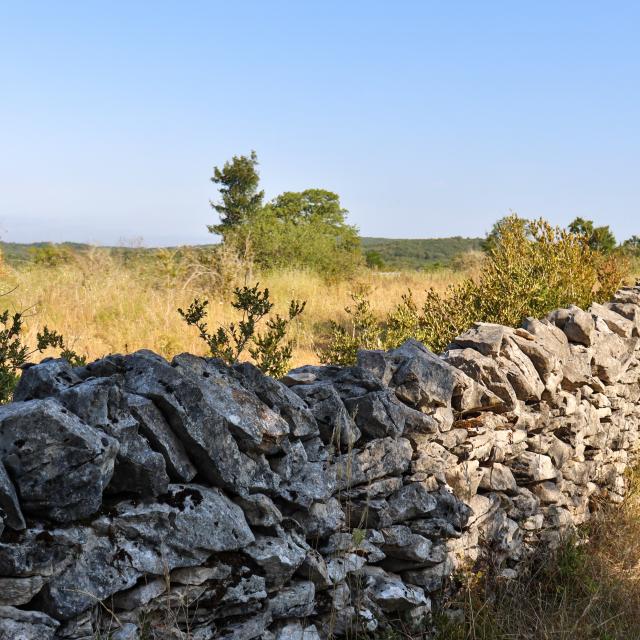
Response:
[568,217,617,253]
[242,189,362,277]
[365,250,385,270]
[208,151,264,238]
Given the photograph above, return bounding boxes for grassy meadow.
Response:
[0,246,471,368]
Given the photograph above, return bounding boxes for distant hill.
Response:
[361,236,484,270]
[0,236,484,270]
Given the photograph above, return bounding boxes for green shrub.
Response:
[0,307,85,403]
[319,290,382,366]
[228,189,363,278]
[28,243,76,266]
[320,216,630,363]
[178,283,305,378]
[208,153,363,278]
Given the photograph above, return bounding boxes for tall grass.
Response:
[0,250,468,368]
[432,467,640,640]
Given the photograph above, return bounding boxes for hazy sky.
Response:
[1,1,639,246]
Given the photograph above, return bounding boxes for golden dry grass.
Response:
[0,249,468,368]
[434,468,640,640]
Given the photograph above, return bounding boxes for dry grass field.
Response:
[433,467,640,640]
[0,249,470,368]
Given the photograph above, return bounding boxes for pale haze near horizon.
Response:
[1,2,639,247]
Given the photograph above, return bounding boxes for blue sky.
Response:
[1,1,638,245]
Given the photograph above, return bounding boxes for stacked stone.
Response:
[0,285,639,639]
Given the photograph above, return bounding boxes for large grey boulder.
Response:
[58,377,169,497]
[118,351,278,495]
[12,359,81,402]
[0,399,117,523]
[126,393,197,482]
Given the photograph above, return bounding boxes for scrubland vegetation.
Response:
[0,247,466,369]
[2,152,640,637]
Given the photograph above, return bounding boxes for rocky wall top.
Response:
[1,285,640,639]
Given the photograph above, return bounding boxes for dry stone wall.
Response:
[2,285,640,639]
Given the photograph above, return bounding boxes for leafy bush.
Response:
[320,216,630,363]
[227,189,362,278]
[208,153,362,278]
[179,283,305,377]
[0,306,86,403]
[28,243,76,266]
[365,250,386,270]
[319,290,382,366]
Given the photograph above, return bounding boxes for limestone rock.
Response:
[0,399,117,523]
[479,463,517,493]
[510,452,557,482]
[245,533,307,588]
[343,390,407,439]
[334,437,412,491]
[450,323,512,357]
[0,458,25,530]
[235,362,319,439]
[290,382,360,450]
[590,302,635,337]
[548,306,595,346]
[0,606,59,640]
[444,348,517,409]
[173,354,290,454]
[120,351,278,494]
[363,566,428,611]
[234,493,283,528]
[59,377,169,497]
[0,576,45,606]
[39,485,253,620]
[269,581,315,619]
[126,392,197,482]
[12,359,81,402]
